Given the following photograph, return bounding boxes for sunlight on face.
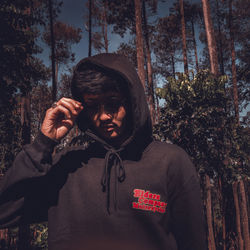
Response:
[83,92,128,143]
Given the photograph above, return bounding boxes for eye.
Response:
[85,102,99,113]
[104,98,123,112]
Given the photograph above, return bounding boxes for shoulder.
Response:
[144,140,189,160]
[144,140,197,179]
[53,141,99,166]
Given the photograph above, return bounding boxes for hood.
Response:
[71,53,153,214]
[71,53,152,151]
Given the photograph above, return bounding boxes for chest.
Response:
[47,154,169,226]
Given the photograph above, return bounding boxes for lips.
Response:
[101,124,116,132]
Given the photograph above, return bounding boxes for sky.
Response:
[37,0,249,115]
[38,0,174,71]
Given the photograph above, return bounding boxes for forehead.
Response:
[83,91,123,103]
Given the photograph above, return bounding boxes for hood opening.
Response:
[71,53,152,150]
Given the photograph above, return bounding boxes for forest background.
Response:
[0,0,249,249]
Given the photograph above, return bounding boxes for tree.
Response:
[152,14,182,78]
[179,0,188,75]
[0,1,52,248]
[154,70,249,249]
[48,0,56,101]
[0,0,48,173]
[201,0,219,76]
[88,0,92,56]
[228,0,239,124]
[134,0,146,89]
[182,2,202,73]
[142,0,156,123]
[43,21,82,100]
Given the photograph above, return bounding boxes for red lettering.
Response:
[139,204,145,210]
[159,207,166,213]
[138,197,144,204]
[155,195,161,200]
[160,202,167,207]
[132,202,139,209]
[134,189,143,198]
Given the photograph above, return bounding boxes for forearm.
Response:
[0,131,58,228]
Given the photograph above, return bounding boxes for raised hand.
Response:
[41,98,83,141]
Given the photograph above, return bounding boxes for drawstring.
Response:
[101,149,125,214]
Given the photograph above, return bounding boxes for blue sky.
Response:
[37,0,249,115]
[38,0,175,70]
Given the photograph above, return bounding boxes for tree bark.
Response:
[179,0,188,75]
[171,53,176,78]
[201,0,219,76]
[233,181,244,250]
[103,0,108,53]
[19,95,31,249]
[134,0,146,89]
[216,0,225,75]
[218,177,226,250]
[142,0,155,124]
[205,175,216,250]
[239,180,250,250]
[88,0,92,57]
[228,0,240,124]
[48,0,56,101]
[191,20,199,72]
[55,62,59,98]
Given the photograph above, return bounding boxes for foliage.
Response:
[0,0,48,174]
[30,82,52,139]
[152,14,182,78]
[43,21,82,65]
[154,70,249,182]
[116,42,137,69]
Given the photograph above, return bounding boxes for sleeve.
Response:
[0,132,58,228]
[166,147,207,250]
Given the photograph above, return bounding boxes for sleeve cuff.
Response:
[33,131,59,155]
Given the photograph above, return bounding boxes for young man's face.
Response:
[83,91,129,144]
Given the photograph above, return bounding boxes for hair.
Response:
[71,63,130,102]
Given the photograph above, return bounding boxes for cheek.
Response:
[89,113,99,126]
[116,107,126,122]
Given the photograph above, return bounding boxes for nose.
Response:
[99,105,112,121]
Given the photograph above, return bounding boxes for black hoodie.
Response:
[0,53,206,250]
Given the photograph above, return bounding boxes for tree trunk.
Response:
[103,0,108,53]
[19,95,31,250]
[239,180,250,250]
[171,53,176,78]
[233,181,244,250]
[228,0,239,124]
[88,0,92,57]
[201,0,219,76]
[142,0,155,124]
[218,177,226,250]
[205,175,216,250]
[55,61,59,99]
[48,0,56,101]
[191,20,199,72]
[179,0,188,75]
[216,0,225,75]
[134,0,146,89]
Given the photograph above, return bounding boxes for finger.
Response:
[51,104,74,120]
[58,97,83,108]
[57,98,83,116]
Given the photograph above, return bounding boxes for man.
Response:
[0,53,206,250]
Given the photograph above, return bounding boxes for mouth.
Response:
[101,124,116,132]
